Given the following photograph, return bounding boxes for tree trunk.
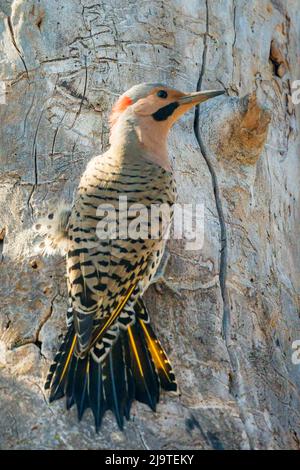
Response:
[0,0,299,450]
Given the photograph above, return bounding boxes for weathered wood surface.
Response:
[0,0,299,449]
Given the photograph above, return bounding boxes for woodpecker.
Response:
[37,83,224,431]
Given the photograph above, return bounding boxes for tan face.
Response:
[109,85,225,171]
[109,85,224,132]
[132,86,224,129]
[133,87,185,124]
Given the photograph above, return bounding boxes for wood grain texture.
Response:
[0,0,299,450]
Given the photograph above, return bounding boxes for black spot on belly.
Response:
[152,102,179,121]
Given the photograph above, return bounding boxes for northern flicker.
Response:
[37,83,224,431]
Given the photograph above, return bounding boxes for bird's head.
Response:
[109,83,225,170]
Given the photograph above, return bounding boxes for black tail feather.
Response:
[65,353,78,409]
[45,325,74,391]
[104,340,126,430]
[121,332,135,420]
[74,356,90,420]
[66,395,75,410]
[89,359,105,432]
[47,326,76,402]
[135,299,177,392]
[46,302,176,431]
[128,322,159,411]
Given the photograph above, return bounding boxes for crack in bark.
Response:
[10,294,58,358]
[23,90,36,137]
[0,227,5,263]
[232,0,237,51]
[71,55,88,128]
[35,293,58,346]
[193,0,230,339]
[7,16,29,80]
[230,0,240,95]
[51,112,67,157]
[28,108,44,216]
[193,0,254,450]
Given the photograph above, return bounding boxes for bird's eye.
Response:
[157,90,168,99]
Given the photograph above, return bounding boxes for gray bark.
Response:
[0,0,299,450]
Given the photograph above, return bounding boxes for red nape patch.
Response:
[109,95,133,128]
